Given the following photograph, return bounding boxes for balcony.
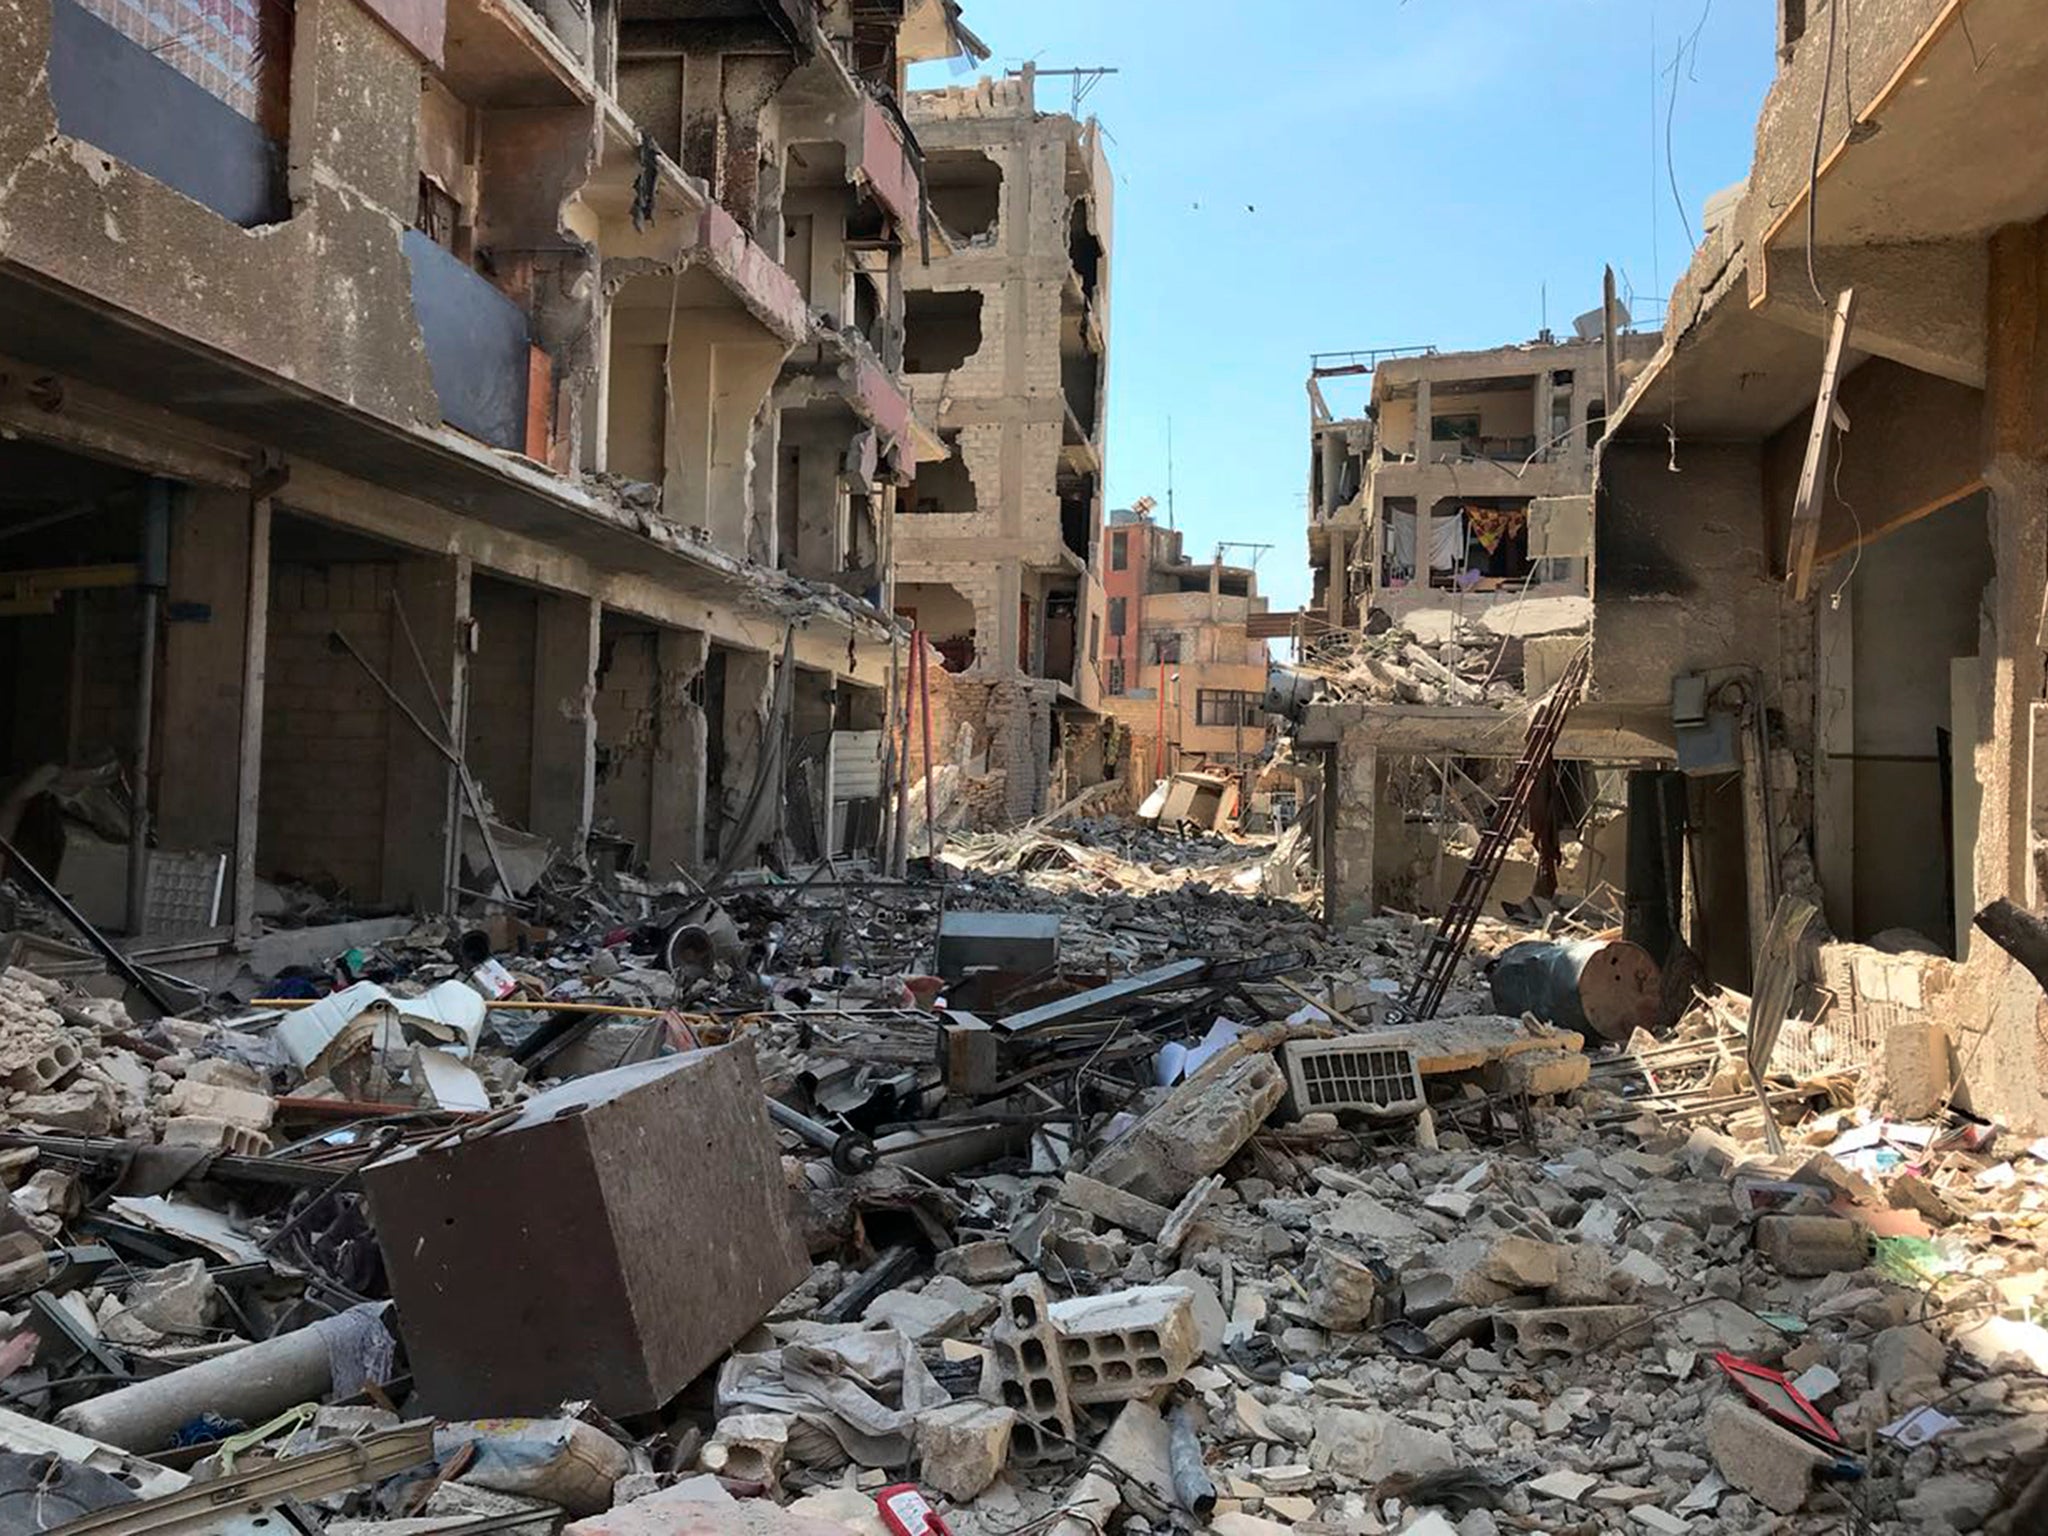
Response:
[46,0,287,227]
[403,230,537,453]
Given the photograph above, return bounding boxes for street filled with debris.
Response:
[0,803,2036,1536]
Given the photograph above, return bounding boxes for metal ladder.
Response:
[1396,643,1594,1022]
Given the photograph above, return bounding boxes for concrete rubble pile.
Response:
[0,823,2041,1536]
[1286,625,1526,711]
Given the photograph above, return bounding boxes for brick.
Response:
[1493,1305,1650,1358]
[987,1274,1076,1464]
[1047,1284,1198,1403]
[1753,1215,1867,1277]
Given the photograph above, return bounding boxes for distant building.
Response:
[1099,509,1271,780]
[890,63,1116,819]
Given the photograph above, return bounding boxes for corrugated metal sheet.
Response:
[830,730,885,799]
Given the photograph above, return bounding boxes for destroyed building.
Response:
[1098,507,1273,783]
[890,64,1117,821]
[1305,330,1657,641]
[1587,0,2048,1133]
[1287,328,1657,924]
[0,0,981,926]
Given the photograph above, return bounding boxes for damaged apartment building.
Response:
[1291,327,1658,918]
[0,0,985,939]
[1098,505,1273,785]
[1295,0,2048,1132]
[890,65,1118,820]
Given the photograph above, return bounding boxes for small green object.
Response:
[1757,1310,1807,1334]
[1875,1236,1953,1286]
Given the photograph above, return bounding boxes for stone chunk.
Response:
[1085,1054,1285,1204]
[1301,1241,1377,1331]
[1058,1172,1171,1239]
[1307,1405,1456,1482]
[1704,1398,1825,1515]
[1479,1235,1563,1290]
[1894,1472,1999,1530]
[11,1081,114,1135]
[936,1239,1022,1284]
[915,1401,1014,1501]
[1884,1020,1952,1119]
[1871,1322,1945,1404]
[1753,1215,1867,1277]
[165,1079,275,1131]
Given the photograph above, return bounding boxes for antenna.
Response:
[1166,417,1176,529]
[1006,66,1119,115]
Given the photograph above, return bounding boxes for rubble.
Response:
[0,803,2038,1536]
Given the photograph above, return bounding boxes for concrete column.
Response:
[1325,727,1377,927]
[158,487,251,859]
[234,491,272,943]
[381,553,467,912]
[650,628,708,873]
[1326,526,1349,630]
[718,646,775,861]
[1568,376,1592,472]
[665,328,715,532]
[529,592,599,856]
[1413,378,1432,461]
[709,341,784,558]
[1533,370,1554,454]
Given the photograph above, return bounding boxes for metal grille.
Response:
[1284,1037,1425,1117]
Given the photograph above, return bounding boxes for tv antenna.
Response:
[1010,65,1120,114]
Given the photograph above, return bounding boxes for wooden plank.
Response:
[1787,287,1858,600]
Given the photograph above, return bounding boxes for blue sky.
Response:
[910,1,1777,614]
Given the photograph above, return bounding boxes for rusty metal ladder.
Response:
[1396,643,1593,1023]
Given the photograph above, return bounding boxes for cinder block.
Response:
[987,1274,1076,1464]
[1753,1215,1867,1278]
[1280,1034,1424,1119]
[1047,1284,1198,1403]
[1493,1305,1649,1359]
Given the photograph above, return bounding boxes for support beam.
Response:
[233,491,272,943]
[382,554,468,912]
[529,592,599,856]
[1324,728,1377,927]
[650,627,708,873]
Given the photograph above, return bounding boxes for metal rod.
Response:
[917,631,938,863]
[0,833,173,1013]
[328,627,517,903]
[126,480,170,937]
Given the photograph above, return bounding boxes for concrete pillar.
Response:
[1568,375,1592,472]
[709,342,784,559]
[718,646,774,862]
[158,487,252,860]
[650,628,708,873]
[1413,378,1432,461]
[1533,370,1554,454]
[529,592,599,856]
[233,491,271,943]
[1325,727,1377,927]
[1326,525,1349,630]
[381,553,467,912]
[665,328,715,532]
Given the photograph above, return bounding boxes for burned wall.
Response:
[1594,441,1784,707]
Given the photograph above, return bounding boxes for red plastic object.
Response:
[878,1484,955,1536]
[1713,1351,1842,1446]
